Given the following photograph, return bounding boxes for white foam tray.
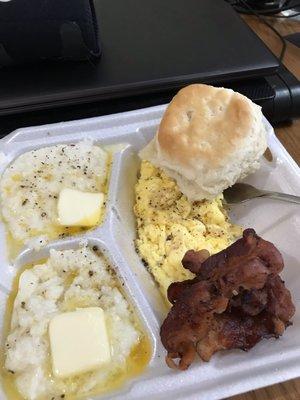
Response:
[0,105,299,400]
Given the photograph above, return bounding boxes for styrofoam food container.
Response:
[0,104,299,400]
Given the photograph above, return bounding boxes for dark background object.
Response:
[230,0,299,14]
[0,64,298,136]
[0,0,278,117]
[0,0,100,66]
[234,0,288,12]
[242,0,287,10]
[228,0,300,61]
[285,33,300,47]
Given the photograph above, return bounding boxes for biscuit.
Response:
[140,84,267,200]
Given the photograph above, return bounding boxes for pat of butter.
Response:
[58,188,104,227]
[49,307,111,378]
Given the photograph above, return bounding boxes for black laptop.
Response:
[0,0,279,117]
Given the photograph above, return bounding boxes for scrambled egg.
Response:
[134,161,242,302]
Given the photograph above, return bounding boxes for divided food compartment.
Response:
[0,104,300,400]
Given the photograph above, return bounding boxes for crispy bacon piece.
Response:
[160,229,295,370]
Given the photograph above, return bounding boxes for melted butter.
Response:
[11,175,22,182]
[75,207,102,228]
[0,262,34,400]
[1,257,152,400]
[5,230,23,261]
[4,152,113,261]
[104,143,127,154]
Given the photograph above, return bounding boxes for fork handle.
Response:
[261,191,300,204]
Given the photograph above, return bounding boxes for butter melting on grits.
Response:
[0,142,112,256]
[2,248,151,400]
[134,161,242,301]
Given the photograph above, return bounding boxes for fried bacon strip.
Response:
[160,229,295,370]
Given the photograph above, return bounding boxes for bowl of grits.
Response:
[1,244,152,400]
[0,141,110,257]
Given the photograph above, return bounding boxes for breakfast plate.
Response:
[0,102,299,400]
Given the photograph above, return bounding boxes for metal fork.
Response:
[223,183,300,205]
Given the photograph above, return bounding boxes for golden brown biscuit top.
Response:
[157,84,256,168]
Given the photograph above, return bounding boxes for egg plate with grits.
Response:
[0,90,298,400]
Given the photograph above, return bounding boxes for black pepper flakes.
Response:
[22,199,28,206]
[21,301,26,309]
[41,212,47,217]
[92,246,98,252]
[88,270,94,277]
[141,258,148,268]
